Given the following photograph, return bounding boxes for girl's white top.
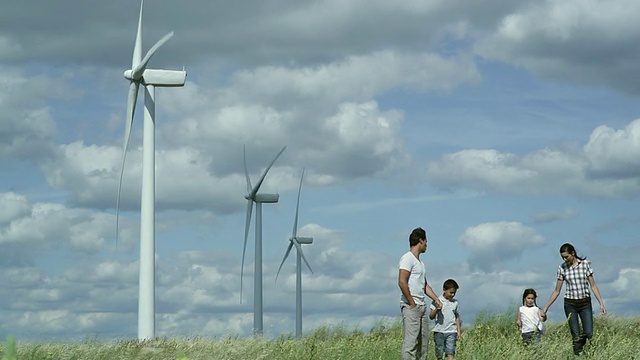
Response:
[519,305,544,333]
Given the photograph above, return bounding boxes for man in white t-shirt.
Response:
[398,227,442,360]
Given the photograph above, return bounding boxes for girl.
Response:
[540,243,606,355]
[517,288,546,345]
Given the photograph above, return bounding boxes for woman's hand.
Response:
[538,308,546,318]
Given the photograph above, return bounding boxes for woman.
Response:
[540,243,606,355]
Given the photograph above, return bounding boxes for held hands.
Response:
[538,308,546,319]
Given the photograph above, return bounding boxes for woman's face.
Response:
[561,251,576,264]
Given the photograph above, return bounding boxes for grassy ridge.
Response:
[1,313,639,359]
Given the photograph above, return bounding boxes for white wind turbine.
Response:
[275,168,314,338]
[241,145,287,335]
[116,0,186,341]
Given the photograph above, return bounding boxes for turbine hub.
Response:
[123,69,134,80]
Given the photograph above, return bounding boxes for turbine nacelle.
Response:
[124,69,186,86]
[250,193,280,203]
[292,237,313,245]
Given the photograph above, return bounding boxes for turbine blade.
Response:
[275,242,295,283]
[240,199,253,303]
[132,31,174,79]
[243,144,252,194]
[294,239,314,273]
[250,145,286,197]
[292,168,305,238]
[132,0,144,68]
[115,81,140,249]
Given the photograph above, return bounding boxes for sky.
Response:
[1,0,640,341]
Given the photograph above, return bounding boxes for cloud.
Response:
[0,192,114,265]
[584,119,640,178]
[532,208,577,224]
[475,0,640,94]
[40,47,481,212]
[0,69,59,161]
[426,119,640,198]
[459,222,546,271]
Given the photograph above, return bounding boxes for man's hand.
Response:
[435,299,443,310]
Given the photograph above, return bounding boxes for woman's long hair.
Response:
[560,243,586,260]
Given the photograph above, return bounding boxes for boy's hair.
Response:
[443,278,459,291]
[409,227,427,247]
[522,288,538,306]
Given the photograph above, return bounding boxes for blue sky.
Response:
[2,0,640,340]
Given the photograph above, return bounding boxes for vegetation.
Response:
[1,312,638,359]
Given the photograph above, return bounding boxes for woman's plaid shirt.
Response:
[557,259,593,300]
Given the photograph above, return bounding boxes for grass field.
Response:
[1,311,638,359]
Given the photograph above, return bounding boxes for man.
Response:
[398,227,443,360]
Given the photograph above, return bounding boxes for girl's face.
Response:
[561,251,576,265]
[524,294,536,307]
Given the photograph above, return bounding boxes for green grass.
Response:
[1,313,639,359]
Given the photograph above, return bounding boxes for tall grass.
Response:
[1,313,638,359]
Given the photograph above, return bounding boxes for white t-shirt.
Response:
[519,305,544,333]
[398,251,426,305]
[430,295,459,333]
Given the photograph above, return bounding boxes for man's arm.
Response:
[424,283,442,309]
[398,269,415,307]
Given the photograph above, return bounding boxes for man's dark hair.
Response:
[443,279,459,291]
[409,227,427,247]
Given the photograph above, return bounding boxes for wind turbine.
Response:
[275,168,314,338]
[241,145,287,335]
[116,0,186,341]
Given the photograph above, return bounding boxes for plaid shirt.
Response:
[557,258,593,300]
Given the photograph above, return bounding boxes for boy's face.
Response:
[442,287,456,300]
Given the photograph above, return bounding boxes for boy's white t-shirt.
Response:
[430,295,459,333]
[398,252,426,305]
[519,305,545,333]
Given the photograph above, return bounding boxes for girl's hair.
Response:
[559,243,586,260]
[522,288,538,306]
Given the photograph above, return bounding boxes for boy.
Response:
[429,279,462,360]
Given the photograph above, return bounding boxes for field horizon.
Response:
[1,310,638,359]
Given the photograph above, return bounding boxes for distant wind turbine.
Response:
[275,168,314,338]
[241,145,287,335]
[116,0,186,341]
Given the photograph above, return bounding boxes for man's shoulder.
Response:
[399,252,418,266]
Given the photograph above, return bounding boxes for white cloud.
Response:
[0,69,58,160]
[475,0,640,93]
[42,48,481,212]
[459,222,545,271]
[0,192,31,225]
[0,193,115,262]
[426,119,640,198]
[532,208,577,224]
[584,119,640,178]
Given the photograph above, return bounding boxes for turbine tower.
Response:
[275,168,314,338]
[116,0,186,340]
[241,145,287,335]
